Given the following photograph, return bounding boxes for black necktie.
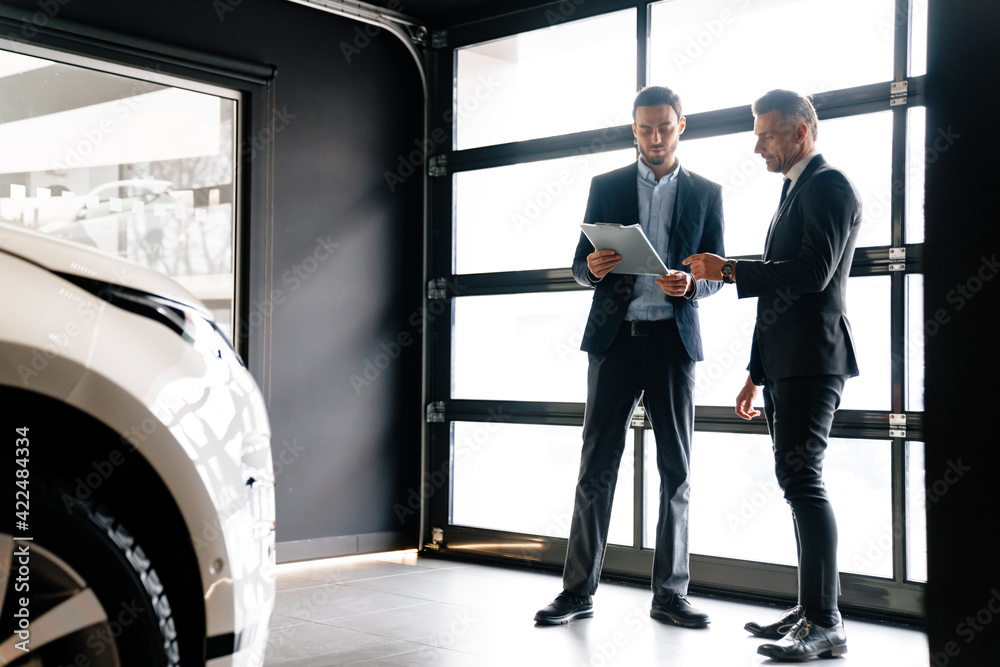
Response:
[764,179,792,258]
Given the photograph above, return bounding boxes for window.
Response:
[452,422,633,546]
[427,0,926,620]
[455,10,636,150]
[0,46,238,338]
[661,432,894,579]
[648,0,895,114]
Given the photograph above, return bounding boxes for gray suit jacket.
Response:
[572,162,725,361]
[737,155,862,384]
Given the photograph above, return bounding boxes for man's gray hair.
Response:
[752,89,819,142]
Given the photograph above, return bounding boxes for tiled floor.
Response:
[264,551,927,666]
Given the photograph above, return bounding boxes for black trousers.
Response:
[563,320,695,598]
[762,374,846,614]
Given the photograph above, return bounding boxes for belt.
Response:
[624,319,677,337]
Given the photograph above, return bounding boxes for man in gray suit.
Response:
[686,89,861,661]
[535,86,725,628]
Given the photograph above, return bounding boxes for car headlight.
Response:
[56,273,241,364]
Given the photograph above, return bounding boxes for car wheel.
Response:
[1,481,181,666]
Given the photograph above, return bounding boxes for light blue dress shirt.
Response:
[625,157,679,321]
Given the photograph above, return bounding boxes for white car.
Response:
[0,221,275,666]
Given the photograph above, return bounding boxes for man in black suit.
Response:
[534,86,725,628]
[685,89,861,660]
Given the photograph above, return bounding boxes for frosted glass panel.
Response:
[906,440,927,582]
[452,291,593,402]
[907,274,924,411]
[840,276,891,411]
[680,112,893,256]
[456,9,636,149]
[452,422,634,546]
[649,0,895,114]
[653,431,894,578]
[454,150,634,274]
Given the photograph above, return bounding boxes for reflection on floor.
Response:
[264,550,926,666]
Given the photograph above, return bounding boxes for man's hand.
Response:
[587,249,621,280]
[655,270,693,297]
[736,375,762,420]
[683,253,726,282]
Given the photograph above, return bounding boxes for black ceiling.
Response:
[370,0,558,28]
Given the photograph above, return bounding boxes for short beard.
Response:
[640,147,666,166]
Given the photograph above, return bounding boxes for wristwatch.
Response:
[721,259,737,284]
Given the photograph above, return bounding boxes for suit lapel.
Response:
[664,165,690,266]
[624,162,640,224]
[763,155,826,258]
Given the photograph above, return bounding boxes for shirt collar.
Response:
[785,150,820,193]
[638,156,681,185]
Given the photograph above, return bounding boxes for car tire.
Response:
[2,479,181,666]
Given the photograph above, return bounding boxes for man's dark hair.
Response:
[752,89,819,142]
[633,86,683,122]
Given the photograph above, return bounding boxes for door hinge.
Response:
[428,154,447,177]
[428,277,449,299]
[425,526,444,550]
[890,80,908,106]
[888,247,906,272]
[630,404,647,428]
[889,413,906,438]
[426,400,445,423]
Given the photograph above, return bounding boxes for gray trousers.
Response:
[563,321,695,598]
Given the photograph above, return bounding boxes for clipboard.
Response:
[580,222,670,276]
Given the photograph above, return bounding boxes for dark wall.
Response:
[0,0,425,555]
[924,0,1000,663]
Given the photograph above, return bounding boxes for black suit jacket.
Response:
[572,162,725,361]
[737,155,861,384]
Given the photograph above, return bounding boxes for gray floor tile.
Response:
[265,551,927,666]
[274,582,428,622]
[262,622,418,666]
[340,565,553,611]
[340,646,506,666]
[275,574,324,592]
[319,601,522,647]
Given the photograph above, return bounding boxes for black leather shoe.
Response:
[745,604,804,639]
[650,594,710,628]
[756,617,847,661]
[534,591,594,625]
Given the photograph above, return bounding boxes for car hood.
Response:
[0,221,210,316]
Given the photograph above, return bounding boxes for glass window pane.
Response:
[454,149,634,274]
[693,285,758,406]
[652,431,893,578]
[830,438,894,578]
[678,131,780,257]
[693,276,890,409]
[455,9,636,150]
[452,422,634,546]
[906,274,924,411]
[906,106,926,244]
[909,0,928,77]
[649,431,795,562]
[649,0,895,115]
[905,440,927,582]
[841,276,891,411]
[0,48,236,338]
[819,112,894,250]
[452,291,592,402]
[680,112,893,256]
